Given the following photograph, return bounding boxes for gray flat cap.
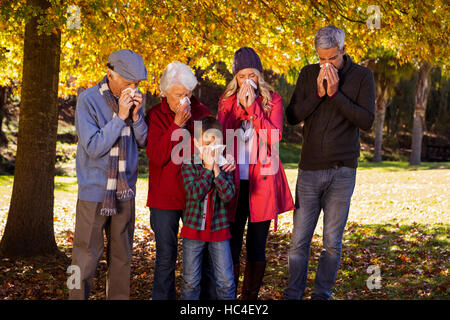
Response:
[107,49,147,81]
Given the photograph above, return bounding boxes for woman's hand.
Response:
[238,81,256,108]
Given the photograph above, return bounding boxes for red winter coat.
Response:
[145,96,211,210]
[217,92,295,229]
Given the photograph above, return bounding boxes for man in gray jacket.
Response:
[284,26,375,300]
[69,49,148,300]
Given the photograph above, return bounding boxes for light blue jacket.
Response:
[75,85,148,202]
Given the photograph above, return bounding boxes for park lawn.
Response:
[0,165,449,299]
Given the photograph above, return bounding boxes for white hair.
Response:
[314,25,345,51]
[160,61,198,96]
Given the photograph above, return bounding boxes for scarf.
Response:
[98,76,135,216]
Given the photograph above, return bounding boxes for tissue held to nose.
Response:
[180,96,191,105]
[320,62,337,80]
[245,78,257,89]
[122,87,137,98]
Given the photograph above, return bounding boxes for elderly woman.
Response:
[146,61,234,300]
[217,47,294,300]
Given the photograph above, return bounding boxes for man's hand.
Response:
[131,92,143,122]
[173,100,192,127]
[118,91,134,121]
[325,64,339,97]
[317,66,327,98]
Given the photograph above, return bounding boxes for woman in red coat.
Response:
[146,61,233,299]
[217,47,295,300]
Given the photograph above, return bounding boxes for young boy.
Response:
[180,116,236,300]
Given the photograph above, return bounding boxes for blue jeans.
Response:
[150,208,182,300]
[182,238,235,300]
[284,166,356,300]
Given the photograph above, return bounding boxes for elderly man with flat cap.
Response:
[69,49,148,300]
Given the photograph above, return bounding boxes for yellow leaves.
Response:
[203,68,226,86]
[2,0,449,93]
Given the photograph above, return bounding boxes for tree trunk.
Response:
[410,61,432,165]
[373,81,389,162]
[0,0,61,257]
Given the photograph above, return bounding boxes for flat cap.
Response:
[107,49,147,81]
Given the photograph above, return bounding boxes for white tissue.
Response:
[197,144,228,166]
[180,96,191,105]
[245,79,257,89]
[244,79,257,98]
[320,63,337,80]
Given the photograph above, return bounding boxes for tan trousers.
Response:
[68,198,135,300]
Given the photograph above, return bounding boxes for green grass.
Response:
[261,221,449,300]
[357,161,450,171]
[279,142,450,171]
[279,141,301,166]
[56,123,77,136]
[0,175,78,193]
[0,175,13,186]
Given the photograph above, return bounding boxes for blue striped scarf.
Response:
[97,76,134,215]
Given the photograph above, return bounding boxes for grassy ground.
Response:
[0,163,448,300]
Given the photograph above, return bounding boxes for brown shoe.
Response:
[241,261,266,300]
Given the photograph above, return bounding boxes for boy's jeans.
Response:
[284,166,356,300]
[182,238,235,300]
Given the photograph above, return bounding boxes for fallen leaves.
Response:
[0,168,449,299]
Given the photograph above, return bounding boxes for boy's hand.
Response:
[202,147,215,171]
[221,154,236,172]
[213,163,221,177]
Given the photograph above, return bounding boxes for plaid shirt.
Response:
[181,160,235,232]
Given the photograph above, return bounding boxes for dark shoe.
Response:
[241,261,266,300]
[310,292,330,300]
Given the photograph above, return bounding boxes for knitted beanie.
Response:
[232,47,263,75]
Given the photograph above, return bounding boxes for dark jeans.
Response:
[230,180,271,263]
[150,208,217,300]
[284,166,356,300]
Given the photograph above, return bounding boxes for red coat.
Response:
[145,96,211,210]
[217,92,295,229]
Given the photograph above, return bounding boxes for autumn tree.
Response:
[363,51,414,162]
[0,0,61,257]
[0,0,448,257]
